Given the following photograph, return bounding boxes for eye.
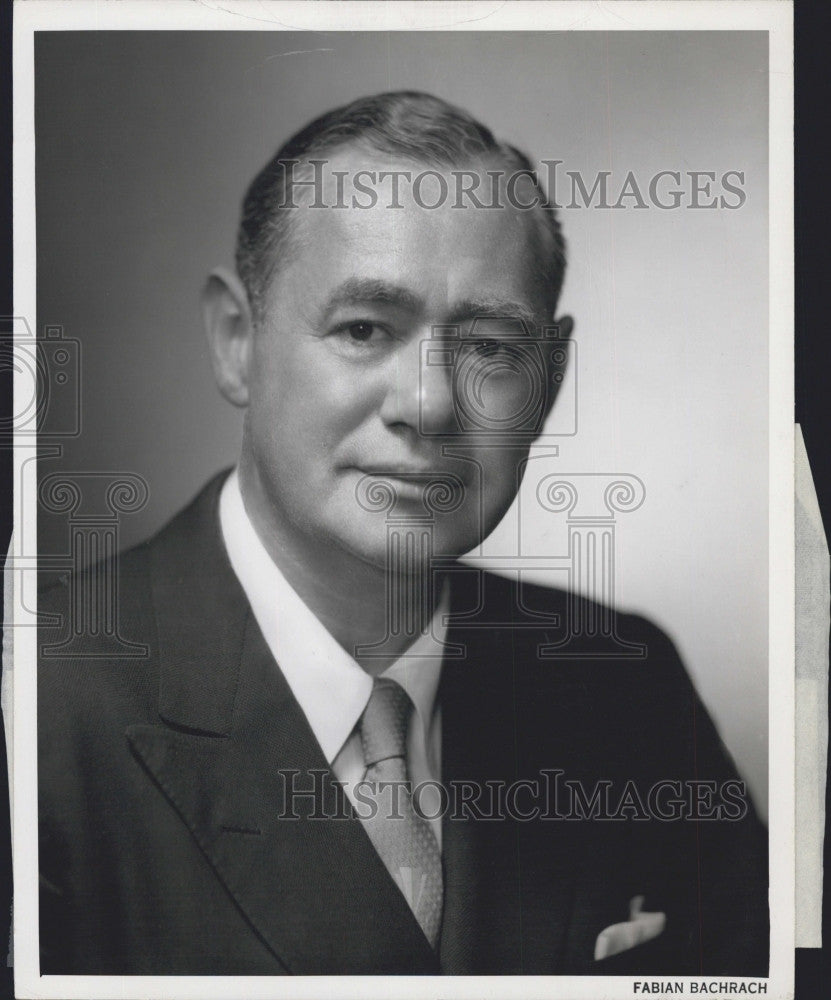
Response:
[346,321,380,342]
[474,339,501,356]
[467,339,525,365]
[473,339,518,358]
[327,319,394,358]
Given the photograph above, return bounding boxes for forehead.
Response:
[269,147,547,316]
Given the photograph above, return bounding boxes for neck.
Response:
[237,459,440,676]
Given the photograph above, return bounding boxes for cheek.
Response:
[247,341,383,458]
[469,448,526,515]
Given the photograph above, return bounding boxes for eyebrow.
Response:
[320,279,423,322]
[446,298,540,328]
[319,278,540,328]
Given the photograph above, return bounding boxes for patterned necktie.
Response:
[358,678,443,948]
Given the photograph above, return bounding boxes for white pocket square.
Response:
[594,895,666,961]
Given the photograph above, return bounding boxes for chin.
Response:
[321,517,401,570]
[329,514,476,574]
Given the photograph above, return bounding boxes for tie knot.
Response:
[360,679,412,769]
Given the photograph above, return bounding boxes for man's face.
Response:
[240,148,558,569]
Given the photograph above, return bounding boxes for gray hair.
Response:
[235,91,566,322]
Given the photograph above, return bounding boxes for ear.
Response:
[542,313,574,420]
[202,267,255,408]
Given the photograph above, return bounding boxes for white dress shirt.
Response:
[219,469,446,846]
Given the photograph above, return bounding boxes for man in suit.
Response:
[38,91,768,976]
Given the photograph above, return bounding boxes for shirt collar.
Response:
[219,469,446,763]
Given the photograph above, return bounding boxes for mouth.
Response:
[350,467,469,508]
[363,474,431,502]
[357,464,442,477]
[352,463,466,484]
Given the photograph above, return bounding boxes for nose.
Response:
[379,331,457,435]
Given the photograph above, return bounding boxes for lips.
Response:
[357,466,444,477]
[353,466,469,489]
[350,466,470,509]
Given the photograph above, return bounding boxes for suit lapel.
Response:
[438,572,578,974]
[128,476,438,974]
[438,623,523,973]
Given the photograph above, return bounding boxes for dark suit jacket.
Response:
[38,472,768,975]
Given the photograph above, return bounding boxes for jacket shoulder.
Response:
[476,569,684,669]
[37,472,230,732]
[473,570,729,764]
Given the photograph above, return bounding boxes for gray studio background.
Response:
[35,31,769,816]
